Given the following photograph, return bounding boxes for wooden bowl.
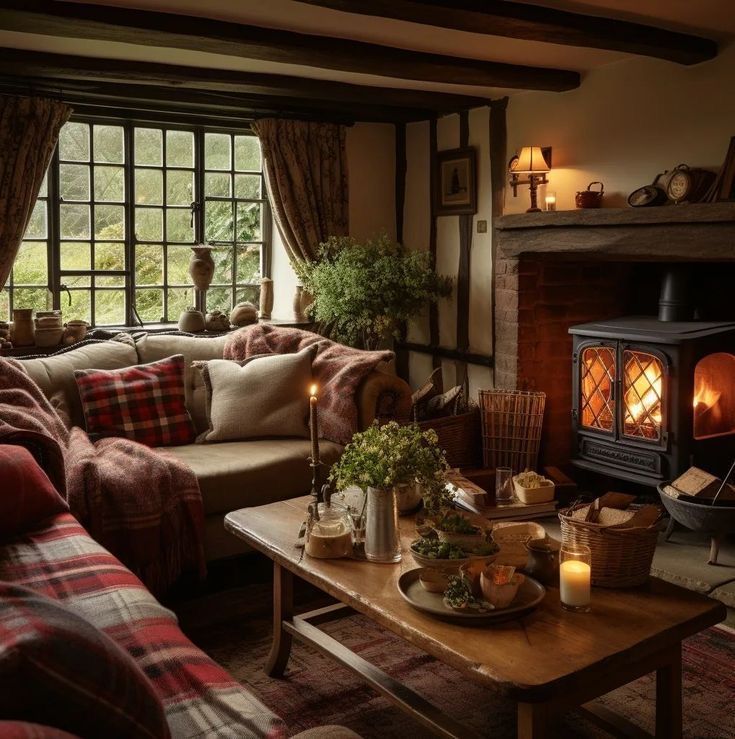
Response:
[418,569,449,593]
[435,529,485,551]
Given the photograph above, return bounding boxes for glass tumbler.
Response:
[495,467,514,504]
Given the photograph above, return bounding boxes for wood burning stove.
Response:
[569,314,735,487]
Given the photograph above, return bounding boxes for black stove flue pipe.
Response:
[658,266,695,322]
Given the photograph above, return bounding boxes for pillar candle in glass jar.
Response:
[560,543,591,612]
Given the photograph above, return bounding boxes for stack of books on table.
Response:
[446,472,558,522]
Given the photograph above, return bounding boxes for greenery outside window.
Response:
[2,117,269,327]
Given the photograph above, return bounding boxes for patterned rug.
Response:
[176,584,735,738]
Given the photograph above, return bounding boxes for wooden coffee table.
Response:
[225,497,725,739]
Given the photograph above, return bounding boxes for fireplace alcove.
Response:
[493,203,735,486]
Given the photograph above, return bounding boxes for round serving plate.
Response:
[398,568,545,624]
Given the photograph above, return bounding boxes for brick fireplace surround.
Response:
[493,203,735,470]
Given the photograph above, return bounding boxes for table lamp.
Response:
[509,146,550,212]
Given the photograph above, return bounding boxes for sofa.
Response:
[0,445,359,738]
[19,331,412,560]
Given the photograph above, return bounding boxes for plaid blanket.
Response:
[224,325,393,445]
[0,357,206,595]
[0,513,284,738]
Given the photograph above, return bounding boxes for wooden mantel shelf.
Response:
[493,203,735,261]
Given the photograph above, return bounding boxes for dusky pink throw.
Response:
[224,325,393,445]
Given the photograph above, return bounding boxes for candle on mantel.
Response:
[560,559,591,611]
[545,192,557,211]
[309,383,320,465]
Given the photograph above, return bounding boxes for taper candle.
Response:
[309,383,320,464]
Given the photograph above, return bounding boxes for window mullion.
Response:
[124,121,136,326]
[49,147,61,312]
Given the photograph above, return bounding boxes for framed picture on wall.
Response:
[434,147,477,216]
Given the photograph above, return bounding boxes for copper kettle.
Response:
[575,181,604,208]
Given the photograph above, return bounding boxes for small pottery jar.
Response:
[525,536,560,586]
[259,277,274,320]
[293,285,305,322]
[188,245,215,291]
[205,310,230,332]
[35,327,64,347]
[11,309,34,346]
[178,307,206,333]
[63,320,89,345]
[230,302,258,327]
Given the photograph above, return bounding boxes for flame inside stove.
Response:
[693,378,722,422]
[626,363,663,426]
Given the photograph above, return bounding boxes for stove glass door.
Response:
[580,345,616,434]
[622,349,664,442]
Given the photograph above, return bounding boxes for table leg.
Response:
[265,562,294,678]
[655,644,682,739]
[517,703,549,739]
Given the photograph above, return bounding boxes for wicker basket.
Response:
[558,504,661,587]
[415,409,481,469]
[479,390,546,471]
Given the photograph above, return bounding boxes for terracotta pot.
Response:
[178,307,206,333]
[205,310,230,331]
[63,320,89,345]
[188,245,215,291]
[11,309,34,346]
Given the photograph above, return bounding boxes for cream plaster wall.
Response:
[271,122,396,318]
[505,44,735,213]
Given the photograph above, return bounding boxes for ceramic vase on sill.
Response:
[364,486,401,563]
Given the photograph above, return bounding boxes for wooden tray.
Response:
[397,568,545,624]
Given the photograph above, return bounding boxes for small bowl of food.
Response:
[418,568,449,593]
[480,564,525,609]
[409,537,470,572]
[433,511,487,550]
[513,470,555,505]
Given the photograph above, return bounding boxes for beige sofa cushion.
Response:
[135,334,228,433]
[20,336,139,428]
[197,346,316,443]
[161,439,342,515]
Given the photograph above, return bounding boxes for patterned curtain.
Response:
[252,118,348,265]
[0,95,72,289]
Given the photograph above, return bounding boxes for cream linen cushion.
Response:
[198,345,317,442]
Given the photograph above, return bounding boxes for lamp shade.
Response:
[514,146,550,174]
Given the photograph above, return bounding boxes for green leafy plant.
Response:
[297,234,452,350]
[329,422,450,505]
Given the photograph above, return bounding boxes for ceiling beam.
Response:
[0,48,491,116]
[299,0,717,65]
[0,0,580,92]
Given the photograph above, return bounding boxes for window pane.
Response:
[93,125,124,164]
[206,286,231,314]
[64,275,91,289]
[60,204,90,239]
[205,201,233,241]
[236,245,260,284]
[235,174,261,199]
[38,172,48,198]
[0,291,9,322]
[135,208,163,242]
[13,242,48,285]
[166,130,194,167]
[236,202,261,241]
[167,170,194,206]
[95,242,125,272]
[205,173,231,197]
[235,285,259,305]
[95,289,125,325]
[205,133,231,170]
[59,122,90,162]
[66,290,91,323]
[59,163,90,201]
[167,287,192,321]
[134,128,162,166]
[95,204,125,240]
[25,201,47,239]
[60,242,91,271]
[235,136,261,172]
[135,169,163,205]
[212,247,233,284]
[167,246,192,284]
[95,166,125,202]
[12,287,49,313]
[135,288,163,322]
[135,245,163,285]
[166,209,193,243]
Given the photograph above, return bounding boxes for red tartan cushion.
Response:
[0,582,170,739]
[0,446,68,539]
[74,355,195,447]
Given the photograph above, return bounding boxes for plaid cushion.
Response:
[0,582,170,739]
[74,355,195,447]
[0,446,68,539]
[0,514,283,738]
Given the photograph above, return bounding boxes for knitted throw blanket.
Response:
[0,357,205,595]
[224,325,393,445]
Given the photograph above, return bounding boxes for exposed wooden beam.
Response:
[0,0,579,92]
[300,0,717,66]
[0,48,491,116]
